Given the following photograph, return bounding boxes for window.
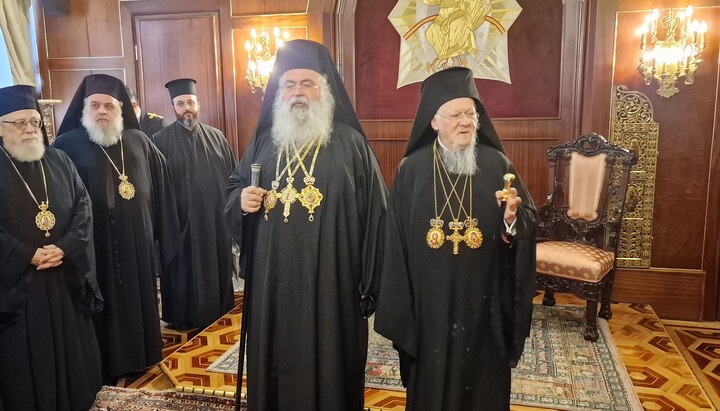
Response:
[0,32,13,87]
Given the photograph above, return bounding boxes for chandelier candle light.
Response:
[637,6,707,98]
[245,27,284,93]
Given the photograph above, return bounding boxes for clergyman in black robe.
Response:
[225,40,387,410]
[0,85,103,410]
[374,67,537,411]
[152,78,236,328]
[53,74,182,379]
[126,86,165,138]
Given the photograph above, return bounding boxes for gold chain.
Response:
[1,146,56,237]
[97,136,136,200]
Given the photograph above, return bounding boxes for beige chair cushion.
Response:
[536,241,615,283]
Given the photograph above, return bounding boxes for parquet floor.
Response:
[117,294,720,410]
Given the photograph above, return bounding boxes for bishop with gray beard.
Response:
[53,74,183,380]
[375,67,537,411]
[225,40,387,411]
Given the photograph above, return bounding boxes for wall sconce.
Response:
[637,6,707,98]
[245,27,284,93]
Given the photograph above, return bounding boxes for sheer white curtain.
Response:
[0,0,34,85]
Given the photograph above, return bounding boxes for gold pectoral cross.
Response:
[446,220,465,255]
[279,177,299,223]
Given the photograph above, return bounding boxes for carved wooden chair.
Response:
[535,133,635,341]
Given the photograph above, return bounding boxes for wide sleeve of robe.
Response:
[54,153,104,316]
[1,152,103,328]
[497,163,537,367]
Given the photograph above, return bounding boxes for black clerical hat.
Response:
[57,74,140,135]
[0,85,38,117]
[404,67,505,157]
[249,39,364,155]
[165,78,197,100]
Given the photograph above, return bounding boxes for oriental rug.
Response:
[206,304,642,411]
[91,386,243,410]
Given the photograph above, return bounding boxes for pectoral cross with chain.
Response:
[446,220,465,255]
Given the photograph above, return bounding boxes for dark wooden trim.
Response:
[613,267,705,320]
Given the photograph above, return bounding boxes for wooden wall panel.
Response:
[584,0,720,319]
[44,0,121,58]
[612,8,718,270]
[231,20,309,157]
[355,0,564,120]
[367,140,407,188]
[231,0,308,16]
[133,13,224,129]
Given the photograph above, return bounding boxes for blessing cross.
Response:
[446,220,465,255]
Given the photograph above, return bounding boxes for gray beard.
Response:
[3,136,45,162]
[439,138,478,176]
[82,110,124,147]
[270,86,334,152]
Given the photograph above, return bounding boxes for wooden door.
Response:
[120,0,235,152]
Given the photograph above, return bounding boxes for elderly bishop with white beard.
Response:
[53,74,182,380]
[0,85,103,411]
[225,40,387,410]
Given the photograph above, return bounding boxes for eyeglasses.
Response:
[282,83,321,92]
[3,119,42,130]
[435,111,479,123]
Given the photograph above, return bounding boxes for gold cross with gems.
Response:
[446,220,465,255]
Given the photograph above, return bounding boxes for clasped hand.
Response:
[31,244,65,270]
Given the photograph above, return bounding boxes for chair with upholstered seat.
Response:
[535,133,635,341]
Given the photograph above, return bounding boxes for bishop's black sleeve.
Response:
[0,228,37,327]
[498,164,537,367]
[54,154,104,316]
[374,162,418,359]
[355,137,388,316]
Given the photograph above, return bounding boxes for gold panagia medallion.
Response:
[299,177,323,221]
[263,189,278,221]
[426,218,445,249]
[464,226,483,249]
[35,201,56,237]
[118,174,136,200]
[464,218,482,249]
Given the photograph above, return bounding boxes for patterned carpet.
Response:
[204,306,641,411]
[116,295,716,411]
[91,386,241,410]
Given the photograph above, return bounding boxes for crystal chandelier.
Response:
[245,27,284,94]
[637,6,707,98]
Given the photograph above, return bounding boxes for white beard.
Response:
[439,137,478,176]
[82,108,124,147]
[3,135,45,162]
[270,82,334,152]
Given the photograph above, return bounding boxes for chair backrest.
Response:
[538,133,636,253]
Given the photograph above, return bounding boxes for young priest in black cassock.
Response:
[151,78,236,329]
[53,74,182,379]
[0,85,103,410]
[374,67,537,410]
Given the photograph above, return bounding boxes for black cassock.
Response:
[54,128,180,378]
[152,122,236,327]
[0,146,103,410]
[374,143,537,411]
[226,123,387,411]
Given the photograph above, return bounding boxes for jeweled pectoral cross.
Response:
[446,220,465,255]
[279,177,299,223]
